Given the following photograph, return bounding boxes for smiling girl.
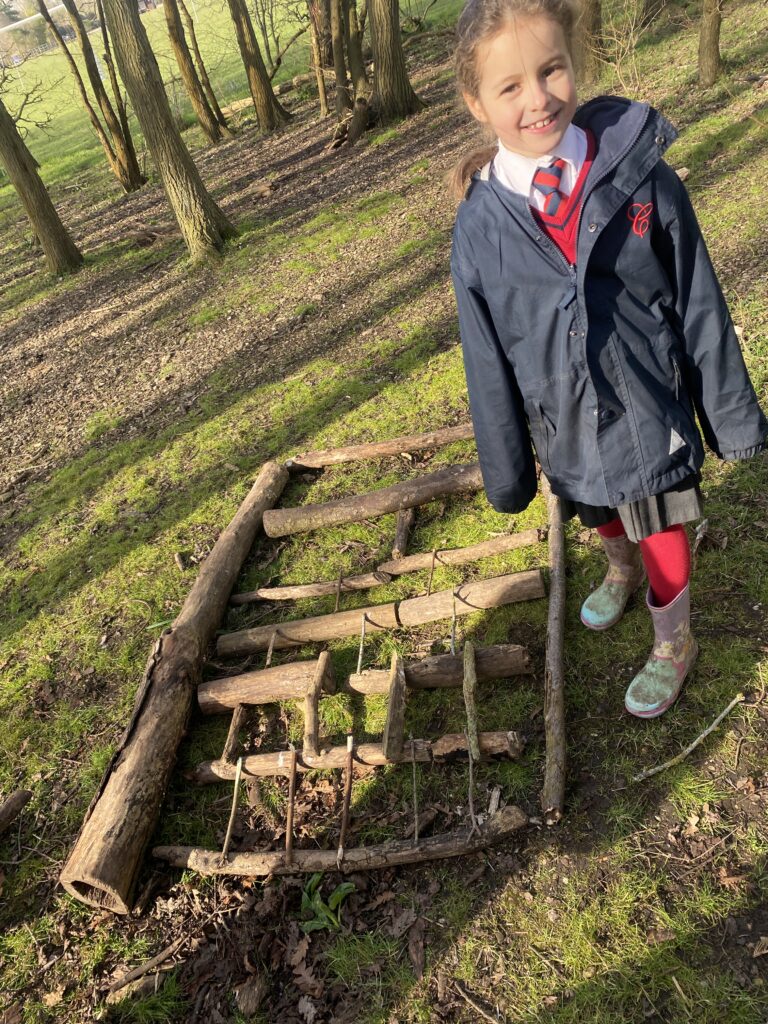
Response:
[450,0,767,717]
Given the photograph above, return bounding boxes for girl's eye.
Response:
[544,64,563,77]
[502,83,519,95]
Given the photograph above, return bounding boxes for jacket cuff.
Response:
[721,440,766,461]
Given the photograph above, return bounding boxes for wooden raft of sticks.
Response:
[61,421,566,910]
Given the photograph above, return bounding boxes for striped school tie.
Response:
[532,158,567,214]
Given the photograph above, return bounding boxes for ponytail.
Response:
[448,143,497,201]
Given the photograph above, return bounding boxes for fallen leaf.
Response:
[388,906,418,938]
[42,986,66,1007]
[293,963,323,998]
[408,917,426,979]
[752,936,768,958]
[717,866,748,890]
[289,934,310,968]
[235,973,269,1016]
[1,1005,22,1024]
[298,994,317,1023]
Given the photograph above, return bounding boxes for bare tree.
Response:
[94,0,142,178]
[307,0,329,116]
[343,0,368,98]
[177,0,230,131]
[36,0,145,191]
[698,0,723,87]
[163,0,231,143]
[368,0,422,121]
[100,0,237,259]
[0,95,83,274]
[330,0,352,112]
[226,0,289,131]
[573,0,602,85]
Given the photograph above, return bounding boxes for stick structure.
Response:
[463,642,481,762]
[540,479,567,823]
[217,570,544,656]
[231,571,392,604]
[193,730,526,783]
[303,652,330,758]
[198,643,532,713]
[153,804,527,876]
[262,463,483,538]
[59,462,289,913]
[285,422,475,470]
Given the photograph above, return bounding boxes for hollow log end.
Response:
[59,869,132,915]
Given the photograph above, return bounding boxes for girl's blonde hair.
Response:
[450,0,579,199]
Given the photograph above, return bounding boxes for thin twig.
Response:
[219,756,243,863]
[356,613,367,674]
[453,979,506,1024]
[107,935,186,993]
[265,629,278,669]
[466,731,479,837]
[632,693,745,783]
[450,589,457,656]
[410,735,419,846]
[337,734,354,868]
[427,548,437,596]
[334,569,343,613]
[285,744,298,866]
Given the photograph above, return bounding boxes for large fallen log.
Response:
[198,643,532,714]
[540,478,566,824]
[286,422,474,470]
[153,803,527,876]
[193,729,525,782]
[262,462,483,538]
[59,462,289,914]
[217,569,544,656]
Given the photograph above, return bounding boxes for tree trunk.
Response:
[368,0,422,122]
[698,0,722,87]
[573,0,602,85]
[100,0,237,259]
[59,0,145,191]
[330,0,352,112]
[226,0,289,131]
[163,0,229,143]
[308,4,330,116]
[95,0,143,183]
[0,97,83,274]
[178,0,230,130]
[345,0,368,97]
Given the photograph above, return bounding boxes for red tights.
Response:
[596,519,690,607]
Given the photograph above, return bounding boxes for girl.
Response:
[450,0,767,717]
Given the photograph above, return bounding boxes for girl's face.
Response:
[463,15,578,159]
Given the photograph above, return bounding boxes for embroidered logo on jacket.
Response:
[628,202,653,238]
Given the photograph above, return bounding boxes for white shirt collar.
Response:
[492,123,587,206]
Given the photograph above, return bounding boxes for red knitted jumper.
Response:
[533,130,596,266]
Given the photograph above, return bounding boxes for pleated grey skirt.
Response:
[559,475,704,543]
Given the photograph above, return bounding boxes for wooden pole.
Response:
[230,571,392,604]
[59,462,289,914]
[198,643,532,714]
[193,730,526,783]
[286,422,474,469]
[153,804,528,875]
[216,570,544,656]
[303,652,329,758]
[540,478,566,824]
[382,653,407,760]
[262,463,483,538]
[378,529,543,575]
[462,641,481,762]
[392,507,416,560]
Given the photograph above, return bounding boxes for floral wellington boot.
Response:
[624,584,698,718]
[580,534,645,631]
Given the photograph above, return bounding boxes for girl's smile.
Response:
[462,15,578,158]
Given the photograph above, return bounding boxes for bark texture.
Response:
[163,0,229,143]
[540,478,566,823]
[286,421,474,468]
[59,463,288,912]
[368,0,422,121]
[178,0,230,129]
[698,0,723,87]
[573,0,603,85]
[0,97,83,274]
[263,463,484,537]
[154,804,527,875]
[217,569,544,655]
[330,0,352,112]
[101,0,237,259]
[226,0,289,130]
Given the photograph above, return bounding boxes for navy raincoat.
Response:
[451,96,767,513]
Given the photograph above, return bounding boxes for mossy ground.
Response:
[1,0,768,1021]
